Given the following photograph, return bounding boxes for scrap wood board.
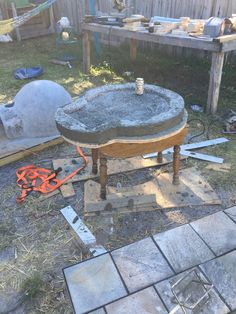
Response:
[52,155,187,184]
[84,167,221,216]
[0,136,64,167]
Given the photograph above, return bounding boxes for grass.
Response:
[21,272,43,299]
[0,34,235,189]
[0,35,236,311]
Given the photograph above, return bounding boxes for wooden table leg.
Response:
[100,156,107,200]
[173,145,180,185]
[83,30,91,74]
[206,52,225,115]
[91,148,99,174]
[130,38,137,61]
[157,152,163,163]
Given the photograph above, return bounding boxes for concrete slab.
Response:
[105,287,168,314]
[225,206,236,223]
[111,237,174,293]
[155,268,230,314]
[55,83,187,146]
[63,254,127,314]
[153,224,214,273]
[191,211,236,256]
[200,250,236,311]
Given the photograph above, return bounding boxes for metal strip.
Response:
[143,138,229,159]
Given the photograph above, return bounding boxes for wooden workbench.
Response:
[82,23,236,114]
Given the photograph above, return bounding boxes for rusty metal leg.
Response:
[157,152,163,163]
[173,145,180,185]
[92,148,99,174]
[100,156,107,200]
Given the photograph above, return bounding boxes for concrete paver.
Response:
[89,308,106,314]
[200,250,236,311]
[64,254,127,314]
[111,237,174,292]
[153,224,214,273]
[191,211,236,255]
[155,268,230,314]
[225,206,236,223]
[106,287,168,314]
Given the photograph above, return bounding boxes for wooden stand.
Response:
[82,23,236,114]
[92,127,187,199]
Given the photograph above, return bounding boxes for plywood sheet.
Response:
[84,167,221,215]
[60,183,75,198]
[84,180,157,214]
[0,136,64,167]
[52,155,185,183]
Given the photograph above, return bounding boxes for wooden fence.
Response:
[1,0,235,59]
[54,0,236,33]
[52,0,236,60]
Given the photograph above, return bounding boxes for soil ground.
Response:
[0,35,235,313]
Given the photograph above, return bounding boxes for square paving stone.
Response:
[225,206,236,223]
[200,250,236,310]
[155,268,230,314]
[153,224,214,273]
[89,308,106,314]
[63,254,127,314]
[111,237,174,293]
[106,287,168,314]
[191,211,236,256]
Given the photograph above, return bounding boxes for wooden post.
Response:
[157,152,163,163]
[100,156,107,200]
[130,38,137,61]
[11,2,21,42]
[207,52,225,114]
[173,145,180,185]
[92,148,99,174]
[49,5,55,33]
[83,30,91,74]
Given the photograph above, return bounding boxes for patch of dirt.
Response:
[0,141,234,312]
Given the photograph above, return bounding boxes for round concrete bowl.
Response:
[55,83,188,147]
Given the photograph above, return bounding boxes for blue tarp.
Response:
[14,66,44,80]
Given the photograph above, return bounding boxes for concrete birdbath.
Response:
[55,83,188,199]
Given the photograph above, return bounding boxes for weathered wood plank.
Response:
[52,155,184,183]
[84,167,221,215]
[82,23,221,52]
[60,183,76,198]
[0,137,64,168]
